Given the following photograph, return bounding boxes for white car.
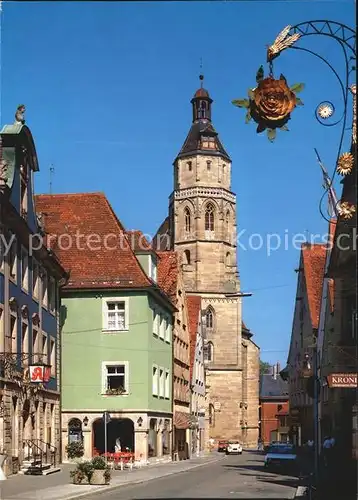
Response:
[226,440,243,455]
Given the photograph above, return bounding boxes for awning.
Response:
[174,411,190,430]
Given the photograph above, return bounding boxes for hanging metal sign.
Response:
[327,373,357,388]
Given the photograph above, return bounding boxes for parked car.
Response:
[226,441,243,455]
[217,440,229,452]
[264,443,297,472]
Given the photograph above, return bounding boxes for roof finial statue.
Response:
[15,104,26,125]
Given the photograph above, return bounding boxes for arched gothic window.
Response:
[184,249,191,265]
[205,307,214,329]
[205,204,215,232]
[184,208,191,233]
[225,210,230,238]
[226,252,231,266]
[209,403,215,426]
[207,341,213,361]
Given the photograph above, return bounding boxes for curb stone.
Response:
[294,486,308,498]
[57,455,226,500]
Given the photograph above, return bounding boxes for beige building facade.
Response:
[157,252,191,459]
[155,81,259,446]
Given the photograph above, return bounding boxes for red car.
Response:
[218,440,229,452]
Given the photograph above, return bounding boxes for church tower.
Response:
[165,77,249,442]
[169,76,239,295]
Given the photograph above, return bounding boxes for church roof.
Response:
[35,192,154,290]
[178,120,230,161]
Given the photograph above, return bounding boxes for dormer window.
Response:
[201,138,215,150]
[149,255,157,282]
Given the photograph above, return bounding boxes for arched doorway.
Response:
[68,418,83,445]
[92,418,134,455]
[148,418,157,458]
[162,419,170,455]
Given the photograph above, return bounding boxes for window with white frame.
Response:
[50,338,56,376]
[42,333,48,364]
[10,313,17,354]
[165,317,172,343]
[9,237,17,281]
[21,247,29,291]
[32,328,38,363]
[102,298,129,332]
[32,259,39,298]
[149,255,157,282]
[0,237,4,273]
[152,365,158,396]
[48,277,56,313]
[153,309,159,336]
[159,368,164,397]
[21,321,29,356]
[159,315,165,340]
[102,362,129,394]
[165,370,170,399]
[41,269,48,307]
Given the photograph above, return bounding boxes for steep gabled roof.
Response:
[126,230,155,253]
[177,120,230,161]
[302,243,327,329]
[260,374,289,399]
[186,295,202,381]
[157,251,178,302]
[35,192,152,290]
[153,217,171,252]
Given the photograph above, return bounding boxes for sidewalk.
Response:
[0,453,224,500]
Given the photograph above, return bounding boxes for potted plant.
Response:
[89,456,111,485]
[70,460,92,484]
[105,387,125,395]
[66,441,84,460]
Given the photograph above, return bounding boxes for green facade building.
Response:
[36,193,175,461]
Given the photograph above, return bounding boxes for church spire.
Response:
[191,74,213,123]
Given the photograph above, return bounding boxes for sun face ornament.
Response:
[232,66,304,142]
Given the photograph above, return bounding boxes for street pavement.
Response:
[0,452,298,500]
[80,452,298,500]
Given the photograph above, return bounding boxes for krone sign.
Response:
[327,373,357,388]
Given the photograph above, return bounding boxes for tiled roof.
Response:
[178,120,230,160]
[186,295,201,381]
[302,243,327,329]
[260,374,289,399]
[328,279,335,312]
[126,230,153,252]
[35,193,152,290]
[153,217,171,252]
[157,251,178,302]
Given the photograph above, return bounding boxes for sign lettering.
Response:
[29,365,51,384]
[327,373,358,388]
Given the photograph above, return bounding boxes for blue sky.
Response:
[1,0,355,365]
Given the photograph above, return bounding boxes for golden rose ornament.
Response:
[232,66,304,142]
[336,152,354,176]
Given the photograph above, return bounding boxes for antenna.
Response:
[49,164,55,194]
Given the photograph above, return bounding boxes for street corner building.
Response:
[0,118,67,476]
[153,79,260,447]
[34,194,176,463]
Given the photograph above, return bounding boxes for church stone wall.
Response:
[176,155,232,191]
